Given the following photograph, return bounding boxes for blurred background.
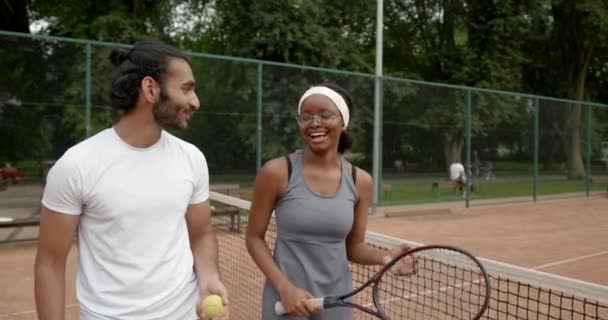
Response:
[1,0,608,207]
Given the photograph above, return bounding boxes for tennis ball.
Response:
[202,294,225,319]
[210,205,216,210]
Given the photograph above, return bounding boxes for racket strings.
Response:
[377,249,489,319]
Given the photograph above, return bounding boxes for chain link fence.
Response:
[1,31,607,206]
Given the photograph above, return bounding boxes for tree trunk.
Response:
[552,1,598,180]
[0,0,29,32]
[562,103,585,179]
[443,134,463,178]
[561,43,593,180]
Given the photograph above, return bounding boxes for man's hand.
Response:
[197,277,229,320]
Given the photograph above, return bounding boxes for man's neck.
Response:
[114,108,163,148]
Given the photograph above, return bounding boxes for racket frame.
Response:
[275,244,492,320]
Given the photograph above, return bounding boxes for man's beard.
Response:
[152,89,182,130]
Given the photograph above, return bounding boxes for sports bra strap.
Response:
[285,155,293,181]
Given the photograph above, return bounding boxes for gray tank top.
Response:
[261,149,358,320]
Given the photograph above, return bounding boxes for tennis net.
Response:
[209,191,608,320]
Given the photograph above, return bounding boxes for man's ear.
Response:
[140,76,160,104]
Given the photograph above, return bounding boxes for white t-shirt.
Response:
[449,163,465,181]
[42,128,209,319]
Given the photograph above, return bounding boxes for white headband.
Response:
[297,86,350,129]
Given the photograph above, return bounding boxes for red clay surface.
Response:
[367,197,608,286]
[2,187,606,319]
[0,241,79,320]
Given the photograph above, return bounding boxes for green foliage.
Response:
[29,0,174,42]
[203,0,375,71]
[3,0,608,180]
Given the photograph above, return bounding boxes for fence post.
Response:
[372,76,384,212]
[533,98,539,202]
[85,43,92,138]
[465,90,472,208]
[256,63,263,172]
[372,0,384,212]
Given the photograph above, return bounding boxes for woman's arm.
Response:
[345,168,392,266]
[245,158,293,292]
[245,157,317,317]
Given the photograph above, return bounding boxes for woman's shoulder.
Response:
[351,165,372,187]
[259,153,296,178]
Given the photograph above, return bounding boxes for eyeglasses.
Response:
[296,112,340,127]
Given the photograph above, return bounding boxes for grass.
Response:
[8,158,604,206]
[211,173,607,206]
[380,179,607,205]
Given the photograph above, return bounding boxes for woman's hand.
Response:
[278,283,321,317]
[383,244,417,276]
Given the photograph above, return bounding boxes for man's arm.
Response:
[185,200,230,312]
[186,201,220,280]
[35,206,80,320]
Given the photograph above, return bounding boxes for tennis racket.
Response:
[275,244,491,320]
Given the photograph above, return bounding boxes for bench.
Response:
[432,180,457,196]
[404,161,420,172]
[211,207,242,232]
[393,160,420,173]
[591,177,608,193]
[432,179,480,196]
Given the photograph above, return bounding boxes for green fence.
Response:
[1,30,608,207]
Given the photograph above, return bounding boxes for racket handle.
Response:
[274,297,324,315]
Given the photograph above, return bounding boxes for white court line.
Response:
[532,250,608,270]
[0,304,78,318]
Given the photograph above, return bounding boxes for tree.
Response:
[1,0,181,171]
[202,0,375,71]
[0,0,29,32]
[382,0,530,171]
[29,0,174,42]
[523,0,608,179]
[180,0,378,169]
[551,1,608,179]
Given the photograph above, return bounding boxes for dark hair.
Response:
[109,41,189,111]
[316,82,355,153]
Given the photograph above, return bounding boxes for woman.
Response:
[245,83,410,319]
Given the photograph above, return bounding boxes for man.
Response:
[449,162,467,195]
[35,41,228,320]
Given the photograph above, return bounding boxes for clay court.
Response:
[1,186,607,319]
[367,196,608,286]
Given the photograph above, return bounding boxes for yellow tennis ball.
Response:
[202,294,225,319]
[210,205,216,210]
